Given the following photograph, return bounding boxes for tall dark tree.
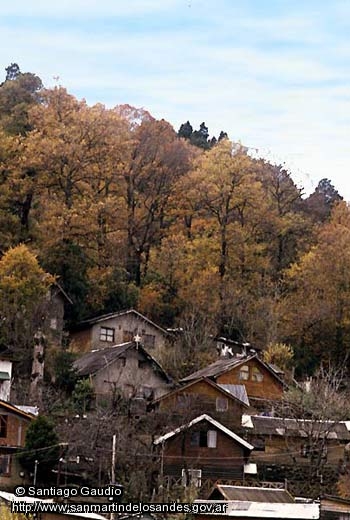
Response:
[191,122,210,149]
[304,178,343,222]
[178,120,193,139]
[4,62,21,82]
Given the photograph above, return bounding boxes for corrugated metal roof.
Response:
[242,415,350,440]
[218,384,250,407]
[210,485,295,503]
[194,500,319,519]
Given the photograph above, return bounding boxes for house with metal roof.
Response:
[181,354,286,409]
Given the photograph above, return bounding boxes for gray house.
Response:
[70,309,169,354]
[73,341,172,402]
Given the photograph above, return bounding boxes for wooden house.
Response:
[242,414,350,466]
[70,309,169,354]
[154,414,254,488]
[150,377,249,429]
[73,341,172,403]
[181,354,286,409]
[0,400,35,488]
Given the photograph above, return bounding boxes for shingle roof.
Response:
[208,485,295,503]
[73,342,171,382]
[181,354,285,387]
[154,414,254,450]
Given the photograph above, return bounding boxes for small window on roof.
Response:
[252,367,263,382]
[239,365,249,381]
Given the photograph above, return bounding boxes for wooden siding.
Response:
[216,358,283,400]
[157,380,244,429]
[161,423,246,481]
[0,413,29,447]
[248,434,347,466]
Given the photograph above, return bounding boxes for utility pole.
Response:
[33,460,38,486]
[111,434,117,520]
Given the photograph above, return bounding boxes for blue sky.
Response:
[2,0,350,199]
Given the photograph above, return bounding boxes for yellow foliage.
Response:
[263,342,294,372]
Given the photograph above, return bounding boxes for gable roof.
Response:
[180,354,286,388]
[0,400,35,421]
[208,484,295,503]
[73,341,171,383]
[154,413,254,450]
[75,308,168,335]
[151,378,249,408]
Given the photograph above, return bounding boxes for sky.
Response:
[1,0,350,199]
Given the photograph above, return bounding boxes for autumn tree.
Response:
[281,202,350,373]
[0,63,43,135]
[123,118,193,286]
[0,244,54,378]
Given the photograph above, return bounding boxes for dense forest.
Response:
[0,63,347,378]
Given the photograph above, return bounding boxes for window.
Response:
[239,365,249,381]
[190,430,217,448]
[181,468,202,487]
[100,327,115,343]
[216,397,228,412]
[0,416,7,438]
[252,367,263,382]
[207,430,217,448]
[138,359,147,369]
[120,357,126,367]
[0,454,10,475]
